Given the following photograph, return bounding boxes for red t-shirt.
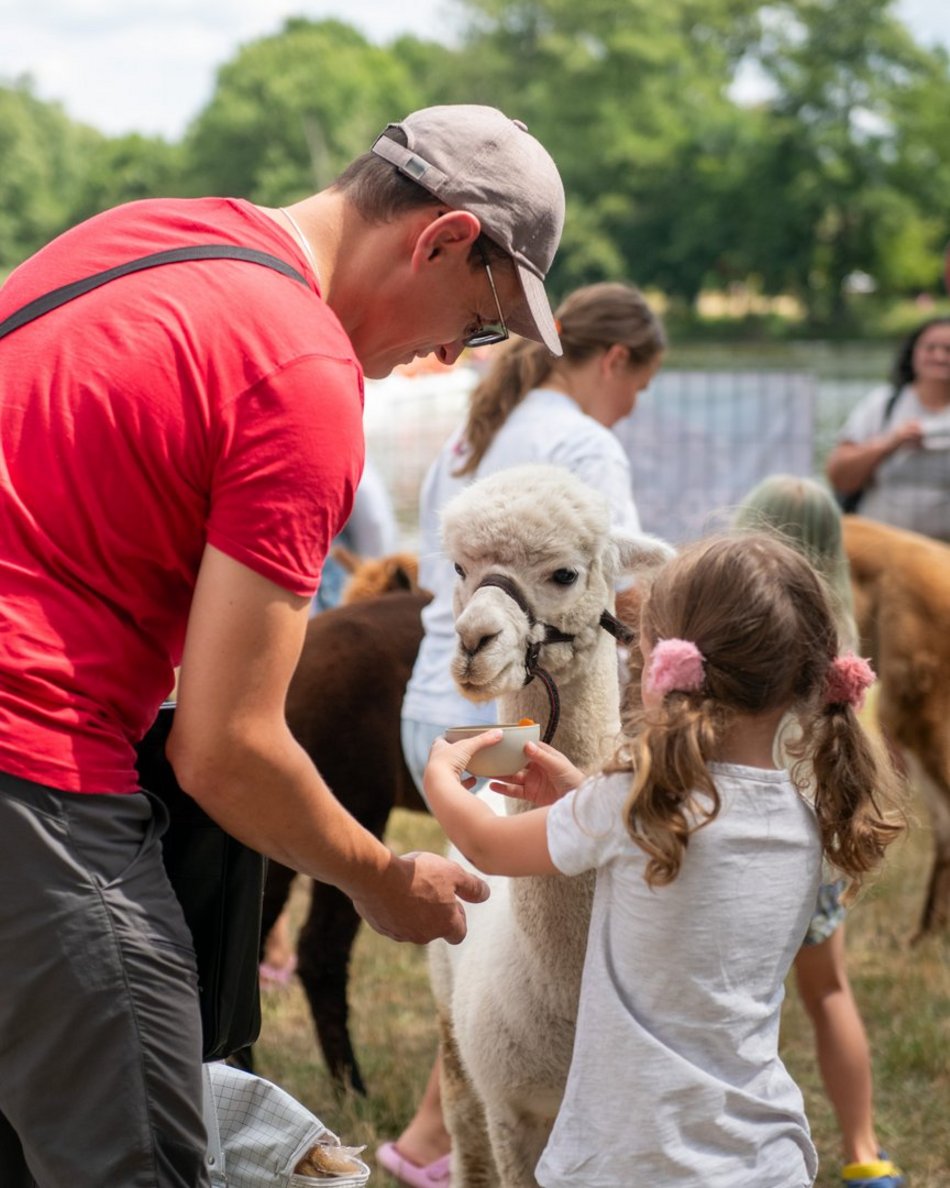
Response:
[0,197,365,793]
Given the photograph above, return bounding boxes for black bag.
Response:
[135,703,267,1062]
[834,383,903,514]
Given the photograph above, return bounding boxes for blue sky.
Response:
[1,0,948,140]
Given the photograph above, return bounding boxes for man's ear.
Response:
[411,210,481,270]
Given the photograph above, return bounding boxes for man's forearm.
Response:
[167,721,393,897]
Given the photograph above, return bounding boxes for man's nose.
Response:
[436,340,466,366]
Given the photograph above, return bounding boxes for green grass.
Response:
[255,790,949,1186]
[779,800,950,1188]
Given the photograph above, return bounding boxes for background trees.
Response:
[2,0,949,330]
[182,19,427,203]
[730,0,950,322]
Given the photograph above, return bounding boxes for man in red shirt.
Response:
[0,104,564,1187]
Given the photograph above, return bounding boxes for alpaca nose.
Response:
[463,630,500,658]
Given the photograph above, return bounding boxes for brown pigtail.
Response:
[455,338,552,476]
[623,696,730,886]
[808,702,905,898]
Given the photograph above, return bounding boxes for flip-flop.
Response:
[841,1150,905,1187]
[258,955,297,988]
[376,1141,451,1187]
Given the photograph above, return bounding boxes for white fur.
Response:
[428,464,672,1187]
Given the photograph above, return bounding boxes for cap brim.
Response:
[509,265,562,356]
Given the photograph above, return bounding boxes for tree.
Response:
[437,0,766,300]
[739,0,950,321]
[67,134,186,227]
[0,79,92,269]
[183,19,427,203]
[0,79,185,273]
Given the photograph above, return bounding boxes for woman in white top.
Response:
[424,533,904,1188]
[379,284,664,1186]
[401,282,664,790]
[826,317,950,542]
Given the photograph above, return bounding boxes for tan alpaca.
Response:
[428,464,672,1187]
[332,544,421,605]
[844,515,950,936]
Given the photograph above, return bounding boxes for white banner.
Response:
[613,370,818,544]
[365,367,818,549]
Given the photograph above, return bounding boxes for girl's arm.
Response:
[424,733,559,877]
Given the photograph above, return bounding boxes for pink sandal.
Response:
[376,1141,451,1187]
[258,955,297,988]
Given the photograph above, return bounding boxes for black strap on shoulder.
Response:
[881,382,902,428]
[0,245,309,342]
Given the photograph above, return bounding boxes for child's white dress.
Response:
[537,763,821,1188]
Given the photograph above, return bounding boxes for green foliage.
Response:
[737,0,950,321]
[0,78,186,271]
[436,0,766,296]
[68,134,187,227]
[181,19,427,203]
[4,0,950,330]
[0,79,93,267]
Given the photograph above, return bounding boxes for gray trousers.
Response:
[0,770,211,1187]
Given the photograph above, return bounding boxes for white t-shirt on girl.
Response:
[539,765,822,1188]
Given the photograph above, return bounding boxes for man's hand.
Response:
[351,850,489,945]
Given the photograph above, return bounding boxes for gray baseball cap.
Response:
[371,104,565,356]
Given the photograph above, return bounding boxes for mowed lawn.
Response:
[254,777,950,1187]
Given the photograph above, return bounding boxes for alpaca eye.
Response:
[454,562,466,579]
[551,568,578,586]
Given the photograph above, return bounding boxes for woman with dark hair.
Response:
[826,317,950,541]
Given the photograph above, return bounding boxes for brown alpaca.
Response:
[843,515,950,936]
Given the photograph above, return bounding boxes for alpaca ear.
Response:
[390,563,413,592]
[607,530,675,579]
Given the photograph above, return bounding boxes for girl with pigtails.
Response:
[423,532,904,1188]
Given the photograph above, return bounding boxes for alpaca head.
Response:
[441,464,672,703]
[334,546,421,605]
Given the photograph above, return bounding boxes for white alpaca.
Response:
[428,464,672,1188]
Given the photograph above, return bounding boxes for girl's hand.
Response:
[889,419,924,452]
[425,730,503,794]
[490,740,584,806]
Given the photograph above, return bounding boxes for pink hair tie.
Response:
[824,653,875,710]
[648,638,705,697]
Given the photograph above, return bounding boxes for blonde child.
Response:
[424,532,903,1188]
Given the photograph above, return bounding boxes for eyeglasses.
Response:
[463,242,509,348]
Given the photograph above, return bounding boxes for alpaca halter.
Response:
[473,572,634,745]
